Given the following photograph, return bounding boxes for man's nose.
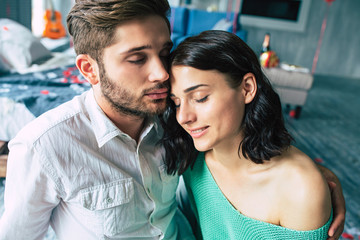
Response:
[148,57,169,82]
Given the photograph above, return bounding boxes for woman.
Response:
[161,30,332,239]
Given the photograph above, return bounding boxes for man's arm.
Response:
[0,140,60,239]
[317,164,346,240]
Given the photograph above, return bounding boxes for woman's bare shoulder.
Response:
[274,146,332,231]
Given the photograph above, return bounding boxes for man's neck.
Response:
[112,112,147,142]
[93,91,149,142]
[99,102,147,142]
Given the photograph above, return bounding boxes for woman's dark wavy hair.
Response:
[160,30,293,175]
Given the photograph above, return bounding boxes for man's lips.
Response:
[145,88,168,100]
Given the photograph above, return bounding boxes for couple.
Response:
[0,0,345,239]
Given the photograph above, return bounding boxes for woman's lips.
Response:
[188,126,209,138]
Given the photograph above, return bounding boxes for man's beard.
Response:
[99,62,168,117]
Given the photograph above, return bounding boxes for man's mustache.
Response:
[143,81,170,95]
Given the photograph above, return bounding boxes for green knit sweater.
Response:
[183,152,333,240]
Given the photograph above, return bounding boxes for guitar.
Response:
[43,0,66,39]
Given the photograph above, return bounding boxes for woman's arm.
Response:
[317,164,346,240]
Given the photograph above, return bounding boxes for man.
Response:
[0,0,193,239]
[0,0,345,239]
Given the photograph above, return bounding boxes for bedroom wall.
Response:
[171,0,360,79]
[52,0,75,33]
[0,0,32,30]
[28,0,359,79]
[238,0,360,79]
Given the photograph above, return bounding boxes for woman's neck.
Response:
[205,134,251,171]
[205,137,273,173]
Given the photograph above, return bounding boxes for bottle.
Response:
[261,33,271,53]
[260,33,279,68]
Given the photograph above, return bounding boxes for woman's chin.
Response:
[194,142,212,152]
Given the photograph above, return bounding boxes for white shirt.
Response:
[0,89,194,240]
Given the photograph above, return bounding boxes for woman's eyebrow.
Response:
[183,84,209,93]
[170,84,209,97]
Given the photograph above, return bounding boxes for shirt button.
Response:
[106,197,113,204]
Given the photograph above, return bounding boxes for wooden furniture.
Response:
[0,141,8,178]
[0,155,7,178]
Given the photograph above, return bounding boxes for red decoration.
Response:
[314,158,324,163]
[341,233,354,239]
[289,109,296,118]
[40,90,49,95]
[312,0,335,74]
[62,66,86,84]
[63,70,71,77]
[325,0,335,4]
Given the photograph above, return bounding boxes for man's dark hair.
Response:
[67,0,171,62]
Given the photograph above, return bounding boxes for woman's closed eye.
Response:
[195,95,208,103]
[173,96,209,108]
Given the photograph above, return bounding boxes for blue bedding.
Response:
[0,65,90,117]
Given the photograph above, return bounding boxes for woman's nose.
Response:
[177,103,196,126]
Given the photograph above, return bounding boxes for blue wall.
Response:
[240,0,360,79]
[0,0,32,30]
[2,0,358,79]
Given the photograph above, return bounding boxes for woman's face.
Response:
[170,66,249,152]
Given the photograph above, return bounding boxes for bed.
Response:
[0,18,91,182]
[0,58,90,141]
[0,18,90,239]
[0,18,91,142]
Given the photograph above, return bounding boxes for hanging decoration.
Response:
[311,0,335,74]
[232,0,241,34]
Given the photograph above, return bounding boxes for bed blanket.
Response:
[0,65,90,117]
[0,65,90,140]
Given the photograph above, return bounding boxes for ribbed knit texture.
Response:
[183,152,333,240]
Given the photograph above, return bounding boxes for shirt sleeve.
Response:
[175,176,196,240]
[0,138,61,240]
[173,208,196,240]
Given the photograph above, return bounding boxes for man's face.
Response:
[96,15,172,117]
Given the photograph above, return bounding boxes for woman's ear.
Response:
[242,73,257,104]
[76,54,99,85]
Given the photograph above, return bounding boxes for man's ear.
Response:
[76,54,99,85]
[242,73,257,104]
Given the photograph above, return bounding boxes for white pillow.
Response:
[212,18,233,32]
[0,55,10,73]
[0,18,52,73]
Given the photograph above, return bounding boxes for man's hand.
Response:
[317,164,346,240]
